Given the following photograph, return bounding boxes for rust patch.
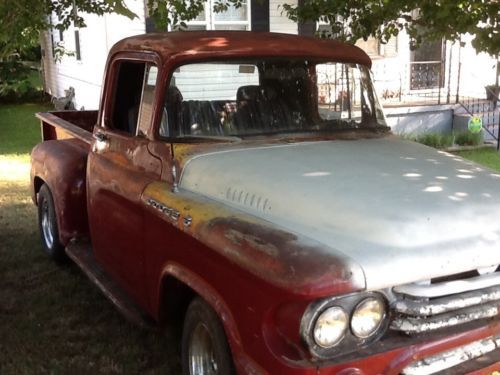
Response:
[224,229,280,258]
[142,181,366,297]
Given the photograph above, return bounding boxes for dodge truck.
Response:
[31,31,500,374]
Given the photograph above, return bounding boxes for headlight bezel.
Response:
[312,306,349,348]
[350,296,387,339]
[300,292,389,359]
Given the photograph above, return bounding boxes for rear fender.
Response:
[31,139,89,245]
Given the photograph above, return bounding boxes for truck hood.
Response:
[179,136,500,290]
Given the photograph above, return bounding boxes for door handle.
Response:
[93,132,108,142]
[92,132,109,153]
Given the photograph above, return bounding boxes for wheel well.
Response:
[159,276,196,346]
[33,177,45,201]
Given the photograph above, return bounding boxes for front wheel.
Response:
[181,297,235,375]
[37,183,66,262]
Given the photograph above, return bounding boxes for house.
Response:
[40,0,499,135]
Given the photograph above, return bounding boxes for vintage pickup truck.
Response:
[31,32,499,374]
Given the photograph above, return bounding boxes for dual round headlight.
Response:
[313,296,386,348]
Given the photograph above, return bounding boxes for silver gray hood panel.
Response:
[180,137,500,290]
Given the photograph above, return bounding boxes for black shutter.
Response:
[297,0,315,36]
[74,30,81,60]
[146,17,156,33]
[251,0,270,32]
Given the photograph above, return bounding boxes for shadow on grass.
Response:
[0,180,180,374]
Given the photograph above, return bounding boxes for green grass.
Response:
[0,102,51,155]
[2,103,500,373]
[455,147,500,172]
[0,103,180,374]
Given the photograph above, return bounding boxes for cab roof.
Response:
[110,31,372,67]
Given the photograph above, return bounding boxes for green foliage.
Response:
[281,0,500,57]
[404,133,454,149]
[453,131,482,146]
[146,0,245,30]
[0,1,136,62]
[0,60,44,103]
[3,0,498,60]
[405,131,483,149]
[419,133,454,149]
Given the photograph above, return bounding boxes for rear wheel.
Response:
[38,183,66,262]
[181,297,235,375]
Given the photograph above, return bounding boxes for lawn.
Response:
[454,147,500,172]
[3,103,500,374]
[0,103,179,374]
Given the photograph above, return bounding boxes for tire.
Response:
[37,183,66,262]
[181,297,235,375]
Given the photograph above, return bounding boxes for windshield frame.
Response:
[158,57,389,142]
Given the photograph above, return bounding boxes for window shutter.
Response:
[145,17,156,33]
[297,0,315,36]
[251,0,269,32]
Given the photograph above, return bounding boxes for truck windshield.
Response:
[161,59,387,138]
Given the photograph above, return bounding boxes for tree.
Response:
[149,0,499,86]
[2,0,498,58]
[0,0,135,61]
[281,0,499,89]
[281,0,499,57]
[0,1,136,100]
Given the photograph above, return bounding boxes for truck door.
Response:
[87,55,161,307]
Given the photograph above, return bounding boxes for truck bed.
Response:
[36,110,97,144]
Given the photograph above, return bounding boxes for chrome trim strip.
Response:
[401,335,500,375]
[393,285,500,316]
[393,272,500,298]
[391,300,500,333]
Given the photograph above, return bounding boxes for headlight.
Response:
[313,306,348,348]
[350,297,386,338]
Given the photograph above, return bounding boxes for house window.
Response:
[409,39,445,90]
[184,0,250,30]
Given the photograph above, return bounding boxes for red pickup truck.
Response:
[31,32,500,374]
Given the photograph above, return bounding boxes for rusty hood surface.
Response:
[179,136,500,290]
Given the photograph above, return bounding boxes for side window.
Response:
[110,61,157,136]
[137,65,158,136]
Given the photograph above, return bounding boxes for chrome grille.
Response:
[390,271,500,334]
[402,334,500,375]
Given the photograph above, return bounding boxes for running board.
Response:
[65,239,155,330]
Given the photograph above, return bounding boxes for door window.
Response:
[109,61,158,136]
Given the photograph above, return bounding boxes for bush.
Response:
[414,133,454,149]
[403,131,483,149]
[454,131,482,146]
[0,60,44,103]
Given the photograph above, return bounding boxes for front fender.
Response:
[31,139,89,245]
[143,181,366,299]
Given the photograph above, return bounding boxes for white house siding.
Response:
[41,0,146,110]
[459,34,498,98]
[174,64,259,100]
[269,0,297,34]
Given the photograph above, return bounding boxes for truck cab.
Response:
[31,32,500,374]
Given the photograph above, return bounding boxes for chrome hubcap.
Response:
[189,323,218,375]
[41,200,54,248]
